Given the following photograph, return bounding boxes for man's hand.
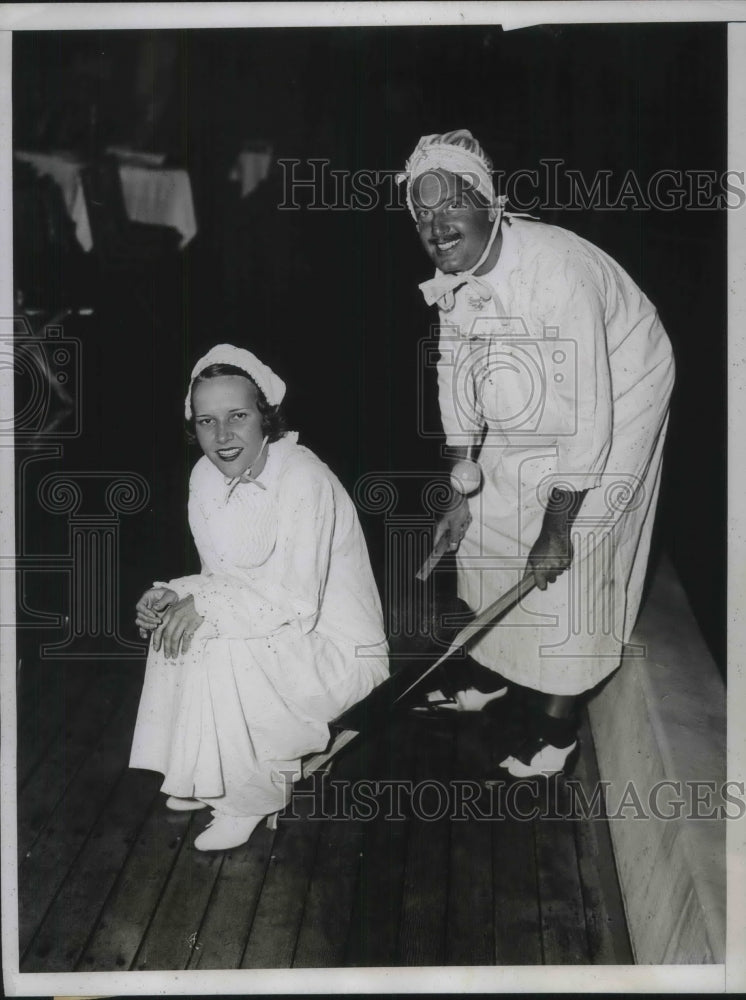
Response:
[525,487,587,590]
[135,587,178,639]
[525,528,574,590]
[152,594,205,659]
[434,493,472,552]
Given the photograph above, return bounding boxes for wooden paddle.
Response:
[415,527,452,581]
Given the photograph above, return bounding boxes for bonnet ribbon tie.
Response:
[419,208,537,315]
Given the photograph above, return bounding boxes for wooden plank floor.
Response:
[14,656,633,971]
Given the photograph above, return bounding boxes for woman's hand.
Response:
[135,587,178,638]
[434,493,472,553]
[152,594,205,660]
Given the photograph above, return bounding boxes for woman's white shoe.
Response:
[165,796,208,811]
[193,813,264,851]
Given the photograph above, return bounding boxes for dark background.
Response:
[13,22,727,672]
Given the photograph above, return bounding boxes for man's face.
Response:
[411,168,493,273]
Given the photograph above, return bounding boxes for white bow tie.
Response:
[224,470,267,503]
[222,436,269,502]
[419,271,496,312]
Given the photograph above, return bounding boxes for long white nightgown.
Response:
[129,433,388,815]
[434,219,675,695]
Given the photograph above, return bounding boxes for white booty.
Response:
[165,796,208,811]
[193,813,264,851]
[500,740,578,778]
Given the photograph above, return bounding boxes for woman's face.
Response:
[192,375,265,477]
[412,168,494,274]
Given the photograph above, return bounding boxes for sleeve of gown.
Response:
[187,459,336,639]
[153,575,206,599]
[542,256,613,490]
[436,321,486,447]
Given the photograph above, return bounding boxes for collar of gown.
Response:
[222,432,300,502]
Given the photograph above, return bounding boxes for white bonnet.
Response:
[184,343,286,419]
[396,128,497,221]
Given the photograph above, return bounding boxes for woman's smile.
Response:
[192,376,267,478]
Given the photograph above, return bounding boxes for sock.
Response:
[531,710,577,749]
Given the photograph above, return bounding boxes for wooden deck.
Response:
[15,656,632,971]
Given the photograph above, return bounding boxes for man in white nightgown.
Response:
[397,130,674,777]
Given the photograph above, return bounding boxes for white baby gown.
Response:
[129,433,388,815]
[434,219,675,696]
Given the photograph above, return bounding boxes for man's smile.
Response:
[432,234,463,254]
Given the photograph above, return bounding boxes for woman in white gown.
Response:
[130,344,388,850]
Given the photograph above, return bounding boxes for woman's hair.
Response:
[186,363,287,443]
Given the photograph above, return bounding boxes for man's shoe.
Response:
[484,735,580,781]
[411,685,509,716]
